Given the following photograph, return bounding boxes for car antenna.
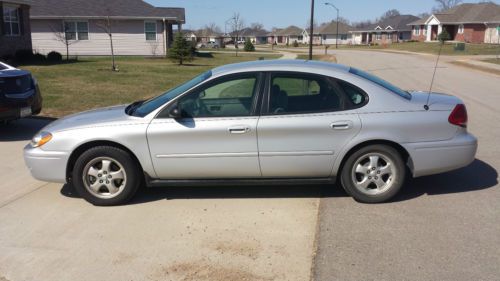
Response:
[425,39,445,111]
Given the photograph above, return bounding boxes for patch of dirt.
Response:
[161,261,274,281]
[0,276,11,281]
[211,240,261,260]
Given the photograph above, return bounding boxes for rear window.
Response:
[349,67,411,100]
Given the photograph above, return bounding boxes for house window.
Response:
[323,35,327,40]
[414,26,420,36]
[145,21,157,41]
[423,26,427,35]
[64,21,89,40]
[386,33,392,40]
[458,24,464,34]
[2,5,21,36]
[375,33,381,40]
[341,34,347,40]
[298,35,303,41]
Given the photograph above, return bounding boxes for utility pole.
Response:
[309,0,315,60]
[325,2,340,49]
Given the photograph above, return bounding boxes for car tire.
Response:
[72,146,142,206]
[340,144,406,203]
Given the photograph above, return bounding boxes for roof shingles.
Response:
[30,0,185,22]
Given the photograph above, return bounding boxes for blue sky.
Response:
[147,0,498,30]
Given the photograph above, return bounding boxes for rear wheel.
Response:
[340,144,406,203]
[72,146,141,206]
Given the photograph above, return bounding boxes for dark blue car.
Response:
[0,62,42,122]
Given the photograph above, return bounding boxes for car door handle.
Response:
[228,126,250,134]
[331,121,352,130]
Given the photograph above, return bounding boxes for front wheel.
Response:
[72,146,141,206]
[340,144,406,203]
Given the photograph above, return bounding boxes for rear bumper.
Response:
[24,144,69,183]
[403,133,478,178]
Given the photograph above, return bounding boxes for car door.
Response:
[257,72,363,178]
[147,72,263,179]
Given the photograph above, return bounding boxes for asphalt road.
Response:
[313,50,500,281]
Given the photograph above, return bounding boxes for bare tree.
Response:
[337,17,351,25]
[433,0,462,12]
[50,21,79,61]
[418,12,431,19]
[229,13,245,56]
[379,9,401,21]
[250,22,264,31]
[352,20,373,29]
[96,15,118,71]
[305,19,318,30]
[148,41,160,57]
[204,22,222,34]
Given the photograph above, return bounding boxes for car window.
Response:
[349,67,411,100]
[338,80,367,108]
[269,74,342,115]
[178,75,258,118]
[133,71,212,117]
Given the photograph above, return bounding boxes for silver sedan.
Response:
[24,60,477,206]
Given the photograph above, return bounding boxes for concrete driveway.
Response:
[0,120,319,281]
[313,50,500,281]
[0,50,498,281]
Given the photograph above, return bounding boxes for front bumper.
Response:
[0,87,42,121]
[24,144,70,183]
[404,132,478,178]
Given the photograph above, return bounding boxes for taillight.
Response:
[448,104,468,128]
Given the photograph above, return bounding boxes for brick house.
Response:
[0,0,32,58]
[351,15,420,45]
[409,2,500,44]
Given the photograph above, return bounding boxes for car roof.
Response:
[211,59,350,77]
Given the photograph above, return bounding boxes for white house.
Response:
[30,0,185,56]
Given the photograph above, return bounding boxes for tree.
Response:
[379,9,401,21]
[337,17,351,25]
[96,15,118,71]
[244,39,255,52]
[229,13,245,57]
[250,23,264,31]
[202,22,222,36]
[168,32,193,65]
[433,0,462,12]
[438,28,451,42]
[50,21,79,61]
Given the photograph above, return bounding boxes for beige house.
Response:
[30,0,185,56]
[303,21,354,45]
[0,0,32,58]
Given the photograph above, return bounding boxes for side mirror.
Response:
[169,104,181,119]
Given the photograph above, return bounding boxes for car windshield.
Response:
[131,71,212,117]
[349,67,411,100]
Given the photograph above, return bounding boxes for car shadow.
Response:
[60,159,497,205]
[0,117,56,142]
[392,159,498,202]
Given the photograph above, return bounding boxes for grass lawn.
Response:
[482,58,500,65]
[339,42,500,56]
[23,53,280,117]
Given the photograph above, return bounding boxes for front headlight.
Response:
[31,131,52,148]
